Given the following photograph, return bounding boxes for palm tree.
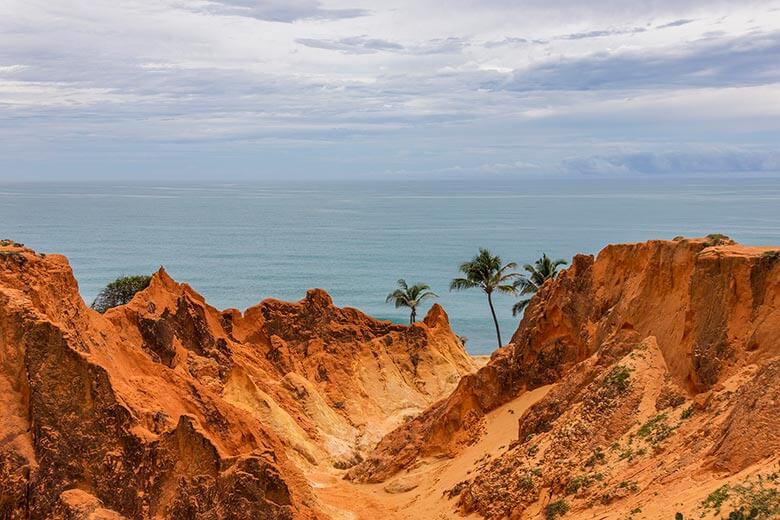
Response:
[512,254,568,316]
[450,249,520,348]
[386,279,438,324]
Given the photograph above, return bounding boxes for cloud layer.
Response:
[1,0,779,180]
[192,0,369,22]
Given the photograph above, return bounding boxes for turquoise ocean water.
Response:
[1,176,779,355]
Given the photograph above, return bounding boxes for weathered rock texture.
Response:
[348,237,780,519]
[0,241,473,519]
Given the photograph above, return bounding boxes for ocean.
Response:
[2,176,779,355]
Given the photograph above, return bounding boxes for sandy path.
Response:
[310,385,554,519]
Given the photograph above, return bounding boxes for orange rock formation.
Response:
[3,236,779,519]
[347,237,780,519]
[0,241,473,519]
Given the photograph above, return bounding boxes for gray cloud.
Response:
[560,26,647,40]
[656,18,696,29]
[563,150,780,175]
[296,36,467,55]
[496,31,780,91]
[194,0,368,22]
[485,19,697,48]
[296,36,404,54]
[483,36,549,47]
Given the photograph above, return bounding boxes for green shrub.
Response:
[702,485,731,515]
[637,413,677,445]
[585,447,606,467]
[704,233,733,247]
[545,499,569,519]
[605,365,631,393]
[519,473,535,490]
[566,475,592,494]
[761,250,780,263]
[91,274,152,313]
[619,447,635,461]
[700,476,779,519]
[729,479,780,519]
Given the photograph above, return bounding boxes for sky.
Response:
[1,0,780,181]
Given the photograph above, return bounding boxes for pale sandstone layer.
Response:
[0,241,474,519]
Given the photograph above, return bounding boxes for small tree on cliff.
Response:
[512,254,568,316]
[91,274,152,313]
[450,249,520,348]
[386,279,438,324]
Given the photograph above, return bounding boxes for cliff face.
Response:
[0,242,474,519]
[3,237,779,520]
[347,238,780,519]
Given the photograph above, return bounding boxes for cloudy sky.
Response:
[1,0,779,180]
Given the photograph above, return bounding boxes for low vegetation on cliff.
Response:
[90,274,152,312]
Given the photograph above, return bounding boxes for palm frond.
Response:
[450,277,478,291]
[512,298,531,316]
[510,253,569,315]
[417,290,438,302]
[452,248,521,296]
[498,272,522,283]
[513,277,537,294]
[385,289,404,303]
[495,284,518,295]
[387,278,437,316]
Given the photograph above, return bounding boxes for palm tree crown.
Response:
[512,254,568,316]
[450,248,520,347]
[386,279,437,324]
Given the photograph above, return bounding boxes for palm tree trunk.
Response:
[410,307,416,324]
[487,292,502,347]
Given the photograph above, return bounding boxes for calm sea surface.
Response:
[2,177,779,355]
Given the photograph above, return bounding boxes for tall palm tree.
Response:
[386,279,438,324]
[512,254,568,316]
[450,249,520,348]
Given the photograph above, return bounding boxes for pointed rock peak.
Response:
[423,304,450,328]
[152,266,175,284]
[147,266,183,295]
[304,288,333,308]
[132,266,191,307]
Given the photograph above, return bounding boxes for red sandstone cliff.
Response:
[3,237,779,520]
[0,241,473,519]
[347,237,780,519]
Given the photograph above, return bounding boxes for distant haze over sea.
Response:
[2,176,779,354]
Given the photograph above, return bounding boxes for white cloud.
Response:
[0,0,779,179]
